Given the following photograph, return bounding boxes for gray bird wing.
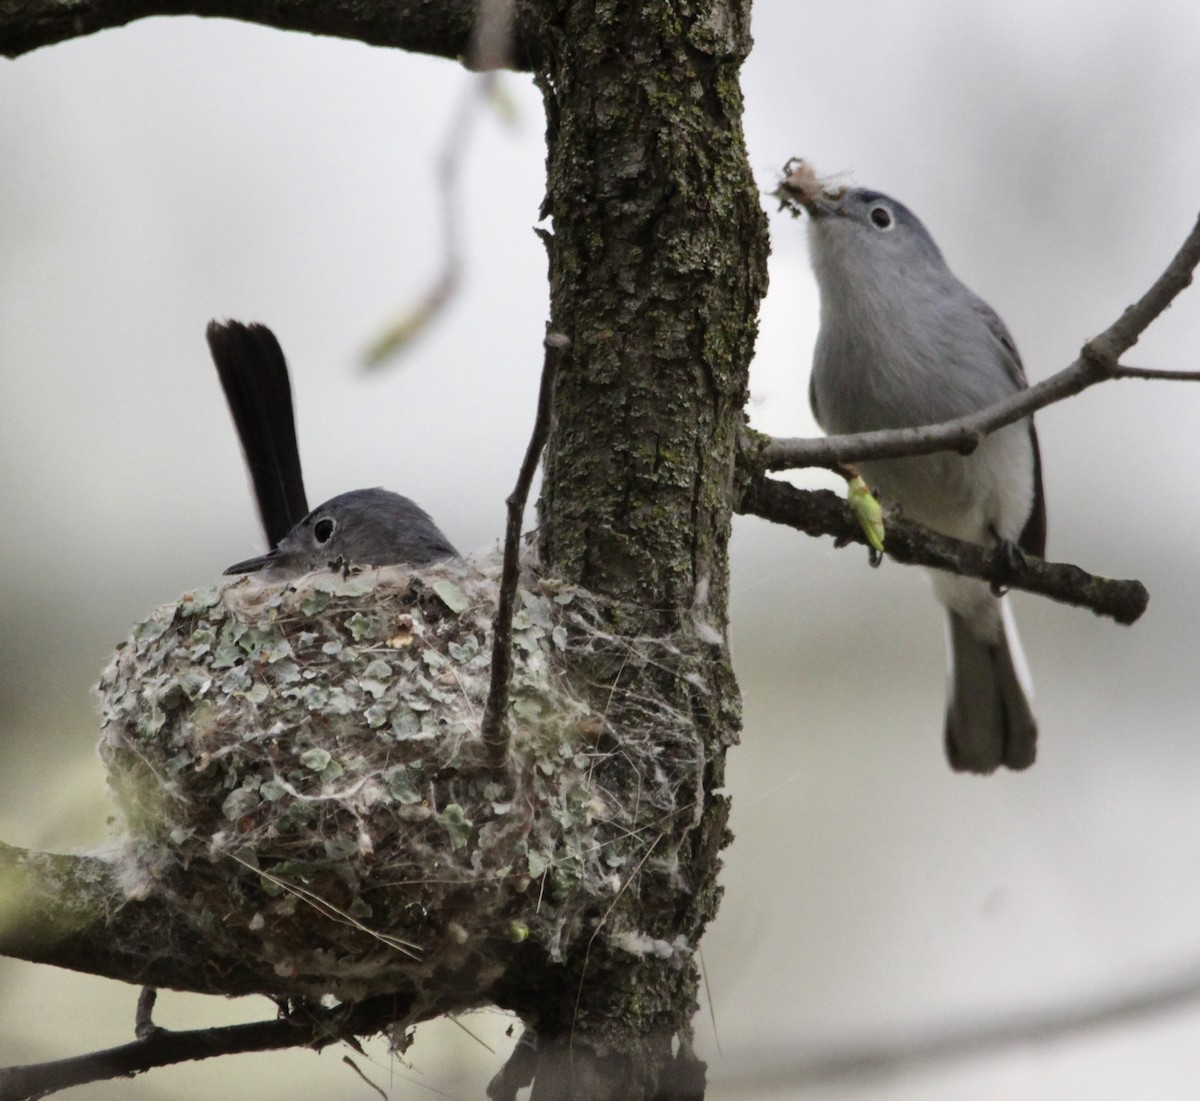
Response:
[808,369,823,429]
[1023,423,1047,557]
[968,293,1047,556]
[970,293,1030,392]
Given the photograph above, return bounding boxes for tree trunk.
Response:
[0,3,769,1098]
[493,1,769,1095]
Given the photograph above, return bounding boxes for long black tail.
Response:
[206,320,310,549]
[943,608,1037,774]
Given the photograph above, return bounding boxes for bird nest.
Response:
[96,552,700,1008]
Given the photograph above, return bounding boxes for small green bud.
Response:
[847,476,885,553]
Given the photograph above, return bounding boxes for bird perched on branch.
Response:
[207,320,457,579]
[779,162,1045,774]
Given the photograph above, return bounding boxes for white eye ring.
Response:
[313,516,337,545]
[869,204,894,231]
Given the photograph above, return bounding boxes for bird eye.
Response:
[313,517,336,544]
[869,204,894,231]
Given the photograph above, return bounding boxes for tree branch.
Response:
[0,0,537,66]
[716,959,1200,1094]
[365,67,506,365]
[1113,364,1200,382]
[0,842,309,997]
[481,331,567,766]
[0,995,407,1101]
[738,476,1149,625]
[752,211,1200,472]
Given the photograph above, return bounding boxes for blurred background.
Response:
[3,1,1200,1097]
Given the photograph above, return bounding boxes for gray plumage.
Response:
[803,187,1045,773]
[207,319,457,581]
[224,487,458,579]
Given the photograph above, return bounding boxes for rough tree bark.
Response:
[0,2,767,1099]
[4,1,1197,1097]
[499,3,767,1095]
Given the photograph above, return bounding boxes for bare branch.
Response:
[134,988,158,1040]
[0,996,406,1101]
[738,476,1149,626]
[0,0,537,66]
[754,211,1200,471]
[469,0,517,71]
[481,333,567,766]
[365,68,514,366]
[716,959,1200,1094]
[1113,364,1200,382]
[364,73,479,366]
[0,842,299,997]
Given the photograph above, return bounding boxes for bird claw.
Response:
[989,534,1026,596]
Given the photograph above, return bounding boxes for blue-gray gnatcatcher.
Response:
[792,183,1045,773]
[206,321,458,578]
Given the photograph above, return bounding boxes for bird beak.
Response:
[224,548,282,575]
[773,158,843,219]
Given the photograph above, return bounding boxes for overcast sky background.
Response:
[3,2,1200,1098]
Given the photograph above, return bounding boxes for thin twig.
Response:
[752,211,1200,471]
[468,0,516,70]
[365,73,496,366]
[339,1055,388,1101]
[0,996,415,1101]
[481,333,569,766]
[1114,364,1200,382]
[714,959,1200,1093]
[134,988,158,1040]
[0,0,539,67]
[739,477,1149,625]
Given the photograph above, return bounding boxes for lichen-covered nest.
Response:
[97,553,693,1007]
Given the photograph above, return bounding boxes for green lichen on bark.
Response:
[2,3,767,1095]
[534,0,768,617]
[515,0,768,1087]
